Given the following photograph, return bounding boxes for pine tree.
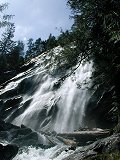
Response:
[0,3,13,28]
[46,34,57,50]
[33,38,45,56]
[0,23,16,70]
[0,23,15,55]
[8,40,25,69]
[25,38,34,60]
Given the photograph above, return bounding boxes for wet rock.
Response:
[0,120,19,132]
[0,97,23,119]
[0,70,17,85]
[63,134,120,160]
[52,80,61,90]
[6,98,32,122]
[65,145,76,152]
[17,61,35,73]
[0,144,18,160]
[0,88,19,100]
[0,120,57,149]
[4,97,22,110]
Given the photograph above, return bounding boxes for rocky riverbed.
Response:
[0,120,120,160]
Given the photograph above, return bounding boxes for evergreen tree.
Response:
[46,34,57,50]
[57,30,74,46]
[17,40,24,57]
[25,38,34,60]
[0,23,16,70]
[0,23,15,55]
[0,3,13,28]
[33,38,45,56]
[8,40,25,69]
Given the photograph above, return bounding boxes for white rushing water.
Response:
[54,62,92,132]
[13,145,75,160]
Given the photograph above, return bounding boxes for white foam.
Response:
[13,145,74,160]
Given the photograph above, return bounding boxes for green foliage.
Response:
[25,34,57,61]
[0,3,25,72]
[67,0,120,61]
[57,30,74,47]
[45,34,57,50]
[0,23,15,55]
[59,44,79,69]
[33,38,45,56]
[25,38,34,60]
[8,40,25,69]
[0,23,16,70]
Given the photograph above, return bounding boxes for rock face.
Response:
[0,61,35,86]
[63,134,120,160]
[84,86,118,129]
[0,120,58,148]
[0,144,18,160]
[0,70,16,86]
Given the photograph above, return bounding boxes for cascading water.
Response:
[54,62,92,133]
[11,61,92,133]
[0,46,93,159]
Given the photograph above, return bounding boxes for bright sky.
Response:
[1,0,73,42]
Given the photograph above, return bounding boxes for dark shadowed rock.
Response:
[0,70,17,86]
[0,144,18,160]
[85,86,117,129]
[0,120,19,132]
[4,97,23,110]
[0,120,57,149]
[17,61,35,73]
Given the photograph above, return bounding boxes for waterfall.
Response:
[54,62,92,132]
[11,61,92,133]
[1,47,92,133]
[0,47,93,160]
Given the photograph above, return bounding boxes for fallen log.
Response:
[57,130,109,146]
